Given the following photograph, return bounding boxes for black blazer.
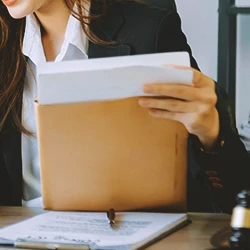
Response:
[0,1,250,213]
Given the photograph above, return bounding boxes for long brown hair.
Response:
[0,0,111,135]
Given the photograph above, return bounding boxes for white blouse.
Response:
[21,13,88,206]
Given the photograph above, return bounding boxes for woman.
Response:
[0,0,249,213]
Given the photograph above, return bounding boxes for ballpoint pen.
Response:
[107,208,116,228]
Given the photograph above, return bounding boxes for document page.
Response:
[37,52,193,105]
[0,212,187,249]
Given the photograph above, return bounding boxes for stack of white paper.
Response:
[36,52,193,105]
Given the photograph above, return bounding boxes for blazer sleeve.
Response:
[0,140,12,206]
[156,10,250,213]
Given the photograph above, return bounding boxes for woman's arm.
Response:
[193,84,250,213]
[154,10,250,213]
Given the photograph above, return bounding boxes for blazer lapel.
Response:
[88,42,131,58]
[88,2,132,58]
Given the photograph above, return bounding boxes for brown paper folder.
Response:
[35,97,188,212]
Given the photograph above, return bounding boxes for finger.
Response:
[164,65,214,88]
[149,109,185,123]
[139,97,197,113]
[206,171,218,177]
[212,183,224,189]
[143,84,199,101]
[208,177,221,183]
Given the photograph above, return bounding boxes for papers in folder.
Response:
[0,212,187,250]
[35,51,190,212]
[37,52,193,105]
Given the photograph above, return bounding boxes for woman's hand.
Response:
[138,66,220,151]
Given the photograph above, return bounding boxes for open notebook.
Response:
[0,211,188,250]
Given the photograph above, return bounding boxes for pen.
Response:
[107,208,116,227]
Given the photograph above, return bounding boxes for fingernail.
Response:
[149,109,157,116]
[138,99,148,106]
[143,85,151,93]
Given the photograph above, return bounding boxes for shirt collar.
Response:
[22,14,46,65]
[55,13,88,62]
[22,11,88,64]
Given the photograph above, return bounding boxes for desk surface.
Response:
[0,207,230,250]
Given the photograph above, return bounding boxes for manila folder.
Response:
[35,97,188,212]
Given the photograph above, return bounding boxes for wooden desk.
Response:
[0,207,230,250]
